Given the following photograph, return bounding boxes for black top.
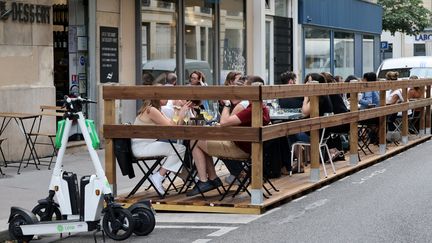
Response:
[278,97,304,109]
[319,95,334,116]
[329,94,348,114]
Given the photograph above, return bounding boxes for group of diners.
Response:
[130,70,270,197]
[127,69,424,198]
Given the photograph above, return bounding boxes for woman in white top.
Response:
[132,99,192,195]
[385,71,403,105]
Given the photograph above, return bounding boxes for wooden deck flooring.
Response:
[116,135,431,214]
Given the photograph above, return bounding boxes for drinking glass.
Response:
[183,111,190,124]
[172,110,180,124]
[204,110,214,123]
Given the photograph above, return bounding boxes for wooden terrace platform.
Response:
[116,134,430,214]
[104,80,432,214]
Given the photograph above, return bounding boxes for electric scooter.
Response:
[8,96,155,242]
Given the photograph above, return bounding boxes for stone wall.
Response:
[0,0,55,161]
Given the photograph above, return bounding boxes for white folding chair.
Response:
[290,127,336,178]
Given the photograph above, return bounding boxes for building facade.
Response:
[381,0,432,59]
[0,0,382,160]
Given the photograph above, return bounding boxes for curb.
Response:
[0,228,10,242]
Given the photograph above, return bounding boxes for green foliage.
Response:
[378,0,431,36]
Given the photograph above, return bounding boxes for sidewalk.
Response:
[0,147,148,241]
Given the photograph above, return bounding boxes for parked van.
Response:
[377,56,432,79]
[142,59,213,84]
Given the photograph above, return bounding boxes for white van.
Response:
[142,59,213,84]
[377,56,432,79]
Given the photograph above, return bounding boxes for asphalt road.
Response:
[13,140,432,243]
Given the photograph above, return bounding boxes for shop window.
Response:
[363,35,374,73]
[274,0,288,17]
[304,27,331,75]
[142,0,150,7]
[334,32,354,78]
[220,0,245,85]
[141,0,177,83]
[383,43,393,60]
[414,43,426,56]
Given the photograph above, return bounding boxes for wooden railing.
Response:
[103,79,432,205]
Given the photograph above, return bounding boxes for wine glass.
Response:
[183,110,190,124]
[204,110,214,124]
[172,110,180,124]
[212,102,220,121]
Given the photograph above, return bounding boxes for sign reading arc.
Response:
[0,1,51,24]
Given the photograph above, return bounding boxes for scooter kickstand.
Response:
[92,227,106,243]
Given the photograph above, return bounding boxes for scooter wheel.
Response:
[102,207,135,241]
[130,206,156,236]
[32,203,62,222]
[9,215,34,242]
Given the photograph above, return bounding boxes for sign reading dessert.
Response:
[0,1,51,24]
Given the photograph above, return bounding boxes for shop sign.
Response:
[100,26,119,83]
[414,33,432,42]
[0,1,51,24]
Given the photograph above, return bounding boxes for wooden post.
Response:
[379,90,387,154]
[104,99,117,196]
[349,90,358,165]
[309,95,320,182]
[426,85,431,135]
[401,87,408,144]
[250,100,263,205]
[419,86,426,136]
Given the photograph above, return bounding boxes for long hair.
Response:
[224,71,242,86]
[138,100,161,115]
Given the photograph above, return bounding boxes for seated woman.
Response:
[359,72,380,109]
[187,76,271,197]
[385,71,402,131]
[132,99,192,195]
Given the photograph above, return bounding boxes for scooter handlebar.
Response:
[64,95,97,104]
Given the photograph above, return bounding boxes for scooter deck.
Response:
[20,219,99,235]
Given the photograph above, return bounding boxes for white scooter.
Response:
[8,96,155,242]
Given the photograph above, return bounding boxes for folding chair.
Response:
[0,138,6,175]
[112,138,168,198]
[127,155,167,198]
[408,111,420,135]
[290,127,336,178]
[26,105,65,169]
[219,158,279,201]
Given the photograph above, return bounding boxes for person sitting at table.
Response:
[132,98,192,195]
[343,75,360,107]
[321,72,349,114]
[359,72,380,145]
[408,75,423,100]
[385,71,403,132]
[385,71,403,105]
[359,72,380,109]
[300,73,339,162]
[278,71,303,109]
[186,76,271,197]
[220,71,250,184]
[302,73,334,117]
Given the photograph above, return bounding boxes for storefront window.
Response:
[334,32,354,78]
[275,0,288,17]
[141,0,177,83]
[220,0,245,84]
[414,43,426,56]
[304,27,330,75]
[363,35,374,73]
[185,0,214,83]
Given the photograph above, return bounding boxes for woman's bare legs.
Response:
[191,140,218,181]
